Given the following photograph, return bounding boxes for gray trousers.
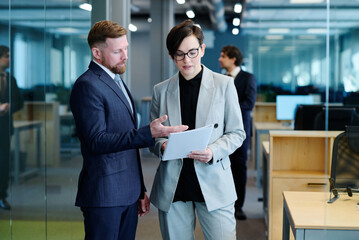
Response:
[158,201,236,240]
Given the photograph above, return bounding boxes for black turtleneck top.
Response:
[173,67,205,202]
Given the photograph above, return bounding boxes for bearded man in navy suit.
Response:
[70,20,188,240]
[219,45,257,221]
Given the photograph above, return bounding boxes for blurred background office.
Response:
[0,0,359,239]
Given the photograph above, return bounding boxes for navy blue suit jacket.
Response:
[233,69,257,134]
[70,61,154,207]
[233,70,257,113]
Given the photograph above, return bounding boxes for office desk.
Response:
[60,111,76,146]
[254,122,293,187]
[262,141,270,227]
[13,101,59,166]
[13,120,42,184]
[283,191,359,240]
[268,130,341,240]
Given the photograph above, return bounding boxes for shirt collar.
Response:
[93,60,116,80]
[229,66,241,77]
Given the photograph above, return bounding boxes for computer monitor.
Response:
[294,104,325,130]
[276,95,315,121]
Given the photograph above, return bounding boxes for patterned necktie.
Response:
[114,74,133,113]
[0,72,7,98]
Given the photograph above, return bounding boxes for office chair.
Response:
[328,125,359,203]
[313,107,356,131]
[343,92,359,106]
[294,104,324,130]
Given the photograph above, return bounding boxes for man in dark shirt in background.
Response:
[0,45,24,210]
[219,45,257,220]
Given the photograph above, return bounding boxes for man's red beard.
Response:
[102,57,127,75]
[110,64,126,75]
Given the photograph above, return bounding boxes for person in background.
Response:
[149,20,246,240]
[219,45,257,220]
[69,20,188,240]
[0,45,24,210]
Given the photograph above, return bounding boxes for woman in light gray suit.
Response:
[149,19,246,240]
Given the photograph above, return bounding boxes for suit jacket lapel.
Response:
[89,62,136,124]
[166,73,182,127]
[196,66,215,128]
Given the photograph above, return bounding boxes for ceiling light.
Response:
[233,18,240,26]
[56,28,79,33]
[232,28,239,35]
[307,28,327,34]
[258,46,270,52]
[177,0,185,4]
[284,46,295,51]
[128,24,137,32]
[269,28,290,34]
[290,0,323,3]
[147,18,152,23]
[298,35,317,39]
[234,3,242,13]
[79,3,92,11]
[265,35,284,40]
[186,10,195,19]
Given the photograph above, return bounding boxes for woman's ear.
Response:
[200,43,206,57]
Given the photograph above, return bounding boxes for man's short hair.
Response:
[166,19,204,58]
[0,45,9,58]
[221,45,243,66]
[87,20,127,49]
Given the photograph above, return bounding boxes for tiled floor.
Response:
[137,150,266,240]
[1,148,266,240]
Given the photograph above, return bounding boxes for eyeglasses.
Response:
[174,45,201,61]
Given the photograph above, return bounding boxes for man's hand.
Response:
[0,102,9,117]
[138,193,150,217]
[188,147,213,163]
[150,115,188,138]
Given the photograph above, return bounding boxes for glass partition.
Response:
[0,1,90,239]
[241,1,359,240]
[1,0,358,239]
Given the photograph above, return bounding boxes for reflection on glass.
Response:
[0,0,358,239]
[0,0,90,239]
[0,45,24,210]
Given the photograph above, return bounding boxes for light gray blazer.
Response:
[149,65,246,212]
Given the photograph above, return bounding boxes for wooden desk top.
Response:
[270,130,342,138]
[14,120,42,128]
[255,122,293,130]
[262,141,270,155]
[255,102,276,107]
[60,111,73,118]
[283,191,359,230]
[141,96,152,102]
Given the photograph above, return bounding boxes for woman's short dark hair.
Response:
[87,20,127,49]
[221,45,243,66]
[166,19,204,58]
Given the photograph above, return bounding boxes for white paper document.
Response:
[162,124,214,161]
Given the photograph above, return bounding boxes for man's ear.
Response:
[92,47,101,61]
[231,57,237,65]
